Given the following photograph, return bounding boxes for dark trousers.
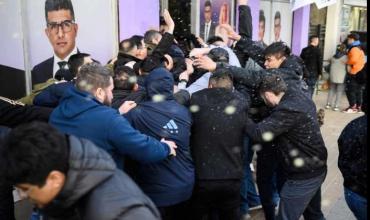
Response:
[276,172,326,220]
[306,77,318,98]
[240,137,261,215]
[158,200,191,220]
[0,127,14,220]
[256,143,280,220]
[191,180,241,220]
[345,75,364,107]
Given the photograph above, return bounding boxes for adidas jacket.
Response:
[124,68,194,207]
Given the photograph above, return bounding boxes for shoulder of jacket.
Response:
[32,57,53,70]
[0,96,25,106]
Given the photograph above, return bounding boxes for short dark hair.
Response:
[113,66,137,90]
[259,10,265,24]
[348,33,360,41]
[207,36,224,45]
[274,11,281,21]
[205,0,212,8]
[309,35,319,43]
[264,42,291,58]
[209,68,233,89]
[131,35,145,48]
[208,47,229,63]
[76,63,112,94]
[144,30,162,45]
[119,38,137,54]
[259,74,287,95]
[68,53,90,77]
[0,122,69,187]
[45,0,75,23]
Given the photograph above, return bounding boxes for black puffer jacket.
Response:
[43,135,161,220]
[0,96,52,128]
[338,115,367,198]
[190,88,248,180]
[245,89,328,180]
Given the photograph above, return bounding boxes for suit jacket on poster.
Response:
[31,57,54,87]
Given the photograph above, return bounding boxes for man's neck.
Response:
[54,46,77,61]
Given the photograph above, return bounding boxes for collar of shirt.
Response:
[53,47,78,77]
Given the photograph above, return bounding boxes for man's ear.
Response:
[47,171,65,189]
[133,83,139,92]
[264,91,273,100]
[95,87,105,102]
[74,23,79,36]
[45,28,50,38]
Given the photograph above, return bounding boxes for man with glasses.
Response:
[31,0,79,86]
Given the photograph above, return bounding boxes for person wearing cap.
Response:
[343,33,366,113]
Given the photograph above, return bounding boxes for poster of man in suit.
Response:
[199,0,233,43]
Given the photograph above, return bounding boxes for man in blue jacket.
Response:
[49,63,177,170]
[124,68,194,220]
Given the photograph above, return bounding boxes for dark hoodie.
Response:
[43,135,161,220]
[49,86,170,169]
[124,68,194,207]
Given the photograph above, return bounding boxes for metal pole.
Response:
[20,0,32,95]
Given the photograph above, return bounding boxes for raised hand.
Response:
[193,55,217,72]
[163,9,175,34]
[238,0,248,6]
[220,24,241,41]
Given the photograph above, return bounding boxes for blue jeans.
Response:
[240,137,261,215]
[344,188,367,220]
[277,172,326,220]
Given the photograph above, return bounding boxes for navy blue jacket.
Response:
[49,86,170,169]
[33,81,74,108]
[125,68,194,207]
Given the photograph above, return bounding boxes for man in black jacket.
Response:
[0,99,53,220]
[300,35,323,97]
[0,96,52,128]
[189,68,248,220]
[0,122,161,220]
[338,86,367,220]
[245,75,327,220]
[32,0,79,86]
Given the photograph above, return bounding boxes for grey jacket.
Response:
[329,55,347,84]
[44,135,161,220]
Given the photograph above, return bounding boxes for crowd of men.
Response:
[0,0,367,220]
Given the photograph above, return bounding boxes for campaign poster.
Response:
[260,0,272,46]
[199,0,234,44]
[271,0,293,46]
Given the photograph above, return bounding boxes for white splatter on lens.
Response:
[262,132,274,142]
[293,158,305,168]
[190,105,200,113]
[152,94,165,103]
[225,105,236,115]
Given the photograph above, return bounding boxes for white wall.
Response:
[0,0,25,69]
